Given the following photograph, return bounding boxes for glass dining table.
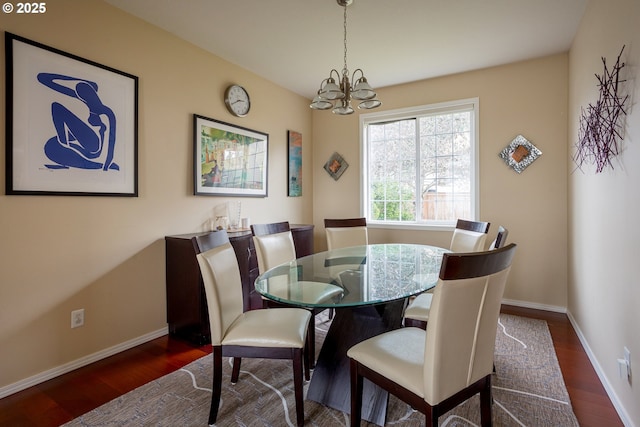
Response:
[254,243,449,425]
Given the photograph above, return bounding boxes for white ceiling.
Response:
[104,0,588,100]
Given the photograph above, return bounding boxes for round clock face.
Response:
[224,84,251,117]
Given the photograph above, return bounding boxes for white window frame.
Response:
[359,98,480,231]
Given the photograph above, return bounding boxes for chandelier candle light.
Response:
[310,0,381,115]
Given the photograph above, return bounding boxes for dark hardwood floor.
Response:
[0,305,624,426]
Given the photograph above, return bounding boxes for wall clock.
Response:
[224,84,251,117]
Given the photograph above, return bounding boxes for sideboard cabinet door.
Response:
[165,234,210,345]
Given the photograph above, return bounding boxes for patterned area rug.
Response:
[63,314,579,426]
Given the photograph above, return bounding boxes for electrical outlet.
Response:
[618,347,632,381]
[624,347,631,379]
[618,358,628,379]
[71,309,84,328]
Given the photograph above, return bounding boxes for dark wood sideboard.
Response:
[165,224,314,345]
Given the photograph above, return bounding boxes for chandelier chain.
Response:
[343,4,348,75]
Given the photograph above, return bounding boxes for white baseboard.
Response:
[501,298,567,313]
[0,327,168,400]
[565,311,635,427]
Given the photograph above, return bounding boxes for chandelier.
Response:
[309,0,381,115]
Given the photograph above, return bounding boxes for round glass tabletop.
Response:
[254,243,449,308]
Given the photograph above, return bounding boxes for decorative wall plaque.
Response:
[324,152,349,180]
[499,135,541,174]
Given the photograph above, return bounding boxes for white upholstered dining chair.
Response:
[489,226,509,250]
[403,219,492,329]
[251,222,297,274]
[251,221,327,367]
[323,218,368,319]
[324,217,368,250]
[194,229,311,426]
[348,243,517,427]
[449,218,491,252]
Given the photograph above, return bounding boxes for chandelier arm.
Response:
[317,78,329,91]
[351,68,365,82]
[329,69,342,82]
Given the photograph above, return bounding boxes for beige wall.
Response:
[0,0,313,391]
[312,55,569,310]
[569,0,639,424]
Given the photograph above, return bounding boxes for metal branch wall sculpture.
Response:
[573,46,628,173]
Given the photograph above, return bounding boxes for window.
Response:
[360,98,479,229]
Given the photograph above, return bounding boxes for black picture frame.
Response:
[193,114,268,197]
[5,33,139,196]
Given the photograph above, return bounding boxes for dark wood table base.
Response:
[306,300,405,426]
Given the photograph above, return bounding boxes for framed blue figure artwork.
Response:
[287,130,302,197]
[4,33,138,196]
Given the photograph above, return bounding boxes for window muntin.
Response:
[361,99,478,228]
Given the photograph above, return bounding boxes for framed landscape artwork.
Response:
[193,114,268,197]
[288,130,302,197]
[5,32,139,196]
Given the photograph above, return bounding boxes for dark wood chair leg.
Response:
[209,347,223,425]
[304,333,311,381]
[292,348,305,426]
[230,357,242,383]
[428,406,437,427]
[308,314,316,368]
[349,359,363,427]
[480,375,492,427]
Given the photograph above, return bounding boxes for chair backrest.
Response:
[489,226,509,250]
[251,222,296,272]
[324,217,368,250]
[193,230,244,346]
[423,243,516,405]
[449,219,490,252]
[192,231,224,254]
[250,221,290,236]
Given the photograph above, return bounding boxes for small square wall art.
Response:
[324,152,349,181]
[499,135,541,174]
